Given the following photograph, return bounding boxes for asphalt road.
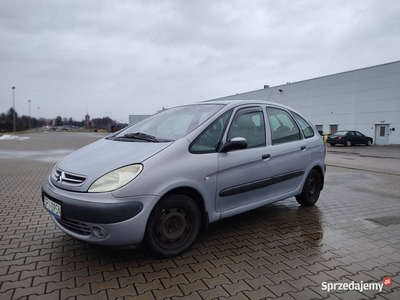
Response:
[0,132,399,300]
[326,145,400,176]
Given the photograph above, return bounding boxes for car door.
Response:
[264,106,310,199]
[215,106,272,212]
[347,131,356,144]
[354,131,364,144]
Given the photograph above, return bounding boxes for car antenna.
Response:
[266,89,274,101]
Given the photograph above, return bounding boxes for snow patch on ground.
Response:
[1,150,73,162]
[0,134,31,141]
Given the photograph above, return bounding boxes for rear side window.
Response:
[266,107,301,145]
[292,112,315,139]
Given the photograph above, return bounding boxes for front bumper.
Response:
[42,178,160,246]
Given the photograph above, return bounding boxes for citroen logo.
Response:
[57,171,66,183]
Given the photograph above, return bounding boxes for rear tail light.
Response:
[335,136,341,139]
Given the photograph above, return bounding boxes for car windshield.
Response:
[112,104,224,142]
[334,131,348,136]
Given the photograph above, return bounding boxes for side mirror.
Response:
[220,137,247,153]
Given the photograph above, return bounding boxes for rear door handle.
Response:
[300,146,306,150]
[262,154,271,160]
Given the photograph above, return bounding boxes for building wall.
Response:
[129,115,151,125]
[213,61,400,145]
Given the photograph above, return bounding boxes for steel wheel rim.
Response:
[307,175,317,199]
[155,206,191,247]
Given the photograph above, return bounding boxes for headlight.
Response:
[88,164,143,193]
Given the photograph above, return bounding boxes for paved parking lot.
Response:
[1,132,400,300]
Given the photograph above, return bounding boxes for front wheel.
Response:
[366,140,372,146]
[144,194,201,258]
[296,169,322,207]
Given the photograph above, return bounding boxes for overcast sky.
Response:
[1,0,399,123]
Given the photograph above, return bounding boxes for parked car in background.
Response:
[327,130,373,147]
[42,100,326,258]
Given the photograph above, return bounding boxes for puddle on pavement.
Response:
[366,215,400,226]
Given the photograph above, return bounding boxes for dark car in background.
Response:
[327,130,373,147]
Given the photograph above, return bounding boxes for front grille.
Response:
[53,169,86,186]
[56,217,91,236]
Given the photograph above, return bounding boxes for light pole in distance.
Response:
[28,100,31,130]
[12,87,16,133]
[105,111,111,132]
[37,106,40,130]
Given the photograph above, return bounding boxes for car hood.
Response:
[52,138,172,192]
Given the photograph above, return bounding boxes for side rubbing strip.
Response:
[272,170,304,184]
[219,170,304,197]
[219,178,273,197]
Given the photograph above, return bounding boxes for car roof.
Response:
[202,99,300,112]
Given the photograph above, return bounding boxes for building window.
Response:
[330,125,338,134]
[315,125,323,135]
[380,126,385,136]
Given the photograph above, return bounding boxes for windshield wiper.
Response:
[123,132,158,142]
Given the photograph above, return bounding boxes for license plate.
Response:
[43,196,62,218]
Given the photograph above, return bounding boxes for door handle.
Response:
[262,154,271,160]
[300,146,306,150]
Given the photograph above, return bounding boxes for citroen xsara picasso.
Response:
[42,100,326,257]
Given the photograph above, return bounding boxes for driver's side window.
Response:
[190,111,231,153]
[227,108,266,148]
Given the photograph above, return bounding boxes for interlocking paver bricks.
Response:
[179,280,208,295]
[203,274,231,289]
[106,285,137,299]
[135,279,163,295]
[1,132,400,300]
[166,264,192,278]
[60,283,91,299]
[77,290,109,300]
[12,283,46,300]
[119,274,146,288]
[91,279,120,293]
[152,285,183,299]
[160,274,188,288]
[198,285,230,299]
[244,286,276,299]
[267,281,298,297]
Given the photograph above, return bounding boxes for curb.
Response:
[326,163,400,177]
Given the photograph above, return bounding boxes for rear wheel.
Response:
[366,140,372,146]
[296,169,322,207]
[144,194,201,258]
[345,140,351,147]
[329,143,335,146]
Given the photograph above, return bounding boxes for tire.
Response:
[345,140,351,147]
[329,143,335,146]
[296,169,322,207]
[366,140,372,146]
[144,194,201,258]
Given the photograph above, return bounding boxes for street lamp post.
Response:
[37,106,40,130]
[28,100,31,130]
[12,87,16,133]
[105,111,111,132]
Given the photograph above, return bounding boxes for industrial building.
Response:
[212,61,400,145]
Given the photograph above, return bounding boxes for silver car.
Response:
[42,100,326,257]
